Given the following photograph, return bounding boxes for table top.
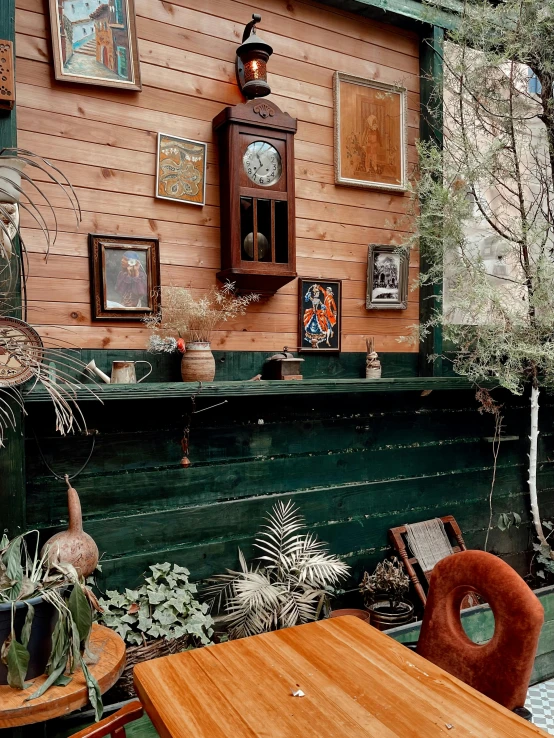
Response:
[0,624,125,728]
[134,615,548,738]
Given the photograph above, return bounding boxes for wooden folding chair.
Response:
[389,515,473,607]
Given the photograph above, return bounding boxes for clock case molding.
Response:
[213,100,297,294]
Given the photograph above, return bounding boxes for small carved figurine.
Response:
[365,337,382,379]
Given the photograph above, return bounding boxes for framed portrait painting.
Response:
[48,0,141,90]
[334,72,408,192]
[366,245,408,310]
[299,278,342,353]
[156,134,207,206]
[89,234,160,321]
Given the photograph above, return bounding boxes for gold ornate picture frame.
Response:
[334,72,408,192]
[48,0,142,90]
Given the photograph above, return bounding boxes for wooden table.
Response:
[134,615,549,738]
[0,624,125,729]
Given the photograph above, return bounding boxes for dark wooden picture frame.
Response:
[298,278,342,353]
[366,244,408,310]
[89,234,160,321]
[48,0,142,91]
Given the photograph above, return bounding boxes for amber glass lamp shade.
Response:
[236,24,273,99]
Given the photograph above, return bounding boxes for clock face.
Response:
[243,141,282,187]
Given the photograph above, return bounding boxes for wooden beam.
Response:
[0,0,26,537]
[314,0,461,30]
[24,376,485,403]
[418,25,444,377]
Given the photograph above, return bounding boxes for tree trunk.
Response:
[529,385,549,547]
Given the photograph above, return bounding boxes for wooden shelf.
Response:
[23,377,477,403]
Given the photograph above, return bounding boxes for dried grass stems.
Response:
[146,282,260,349]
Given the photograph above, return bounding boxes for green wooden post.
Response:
[419,25,444,377]
[0,0,26,537]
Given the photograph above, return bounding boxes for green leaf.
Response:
[497,513,509,532]
[68,585,92,643]
[54,674,71,687]
[7,638,30,689]
[79,656,103,722]
[21,603,35,649]
[47,618,66,675]
[25,651,68,701]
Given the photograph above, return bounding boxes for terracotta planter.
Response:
[329,608,370,623]
[180,342,216,382]
[367,599,414,631]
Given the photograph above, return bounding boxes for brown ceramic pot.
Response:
[367,599,414,631]
[329,608,370,623]
[41,476,99,578]
[181,342,216,382]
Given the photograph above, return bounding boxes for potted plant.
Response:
[205,501,350,639]
[0,531,102,718]
[145,282,259,382]
[98,562,214,697]
[360,557,414,631]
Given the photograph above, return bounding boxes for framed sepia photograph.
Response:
[156,133,207,206]
[89,234,160,321]
[48,0,141,90]
[367,244,408,310]
[299,278,342,353]
[334,72,408,192]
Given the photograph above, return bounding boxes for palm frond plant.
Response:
[0,149,103,446]
[205,501,350,639]
[0,531,102,719]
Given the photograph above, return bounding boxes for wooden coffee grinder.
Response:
[263,348,304,380]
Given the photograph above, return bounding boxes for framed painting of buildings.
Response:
[49,0,142,90]
[299,278,342,353]
[89,234,160,321]
[366,245,408,310]
[156,134,207,206]
[334,72,407,192]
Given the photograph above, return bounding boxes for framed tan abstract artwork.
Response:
[156,133,207,206]
[334,72,408,192]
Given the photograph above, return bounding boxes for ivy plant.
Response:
[98,563,214,646]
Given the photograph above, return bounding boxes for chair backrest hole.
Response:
[460,596,495,644]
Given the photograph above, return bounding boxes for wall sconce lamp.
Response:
[236,14,273,99]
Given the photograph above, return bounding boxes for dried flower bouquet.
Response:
[146,282,259,352]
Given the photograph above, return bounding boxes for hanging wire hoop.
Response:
[32,428,97,481]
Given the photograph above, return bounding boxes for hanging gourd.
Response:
[41,475,99,578]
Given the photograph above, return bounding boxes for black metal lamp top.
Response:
[236,14,273,99]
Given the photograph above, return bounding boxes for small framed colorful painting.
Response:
[366,244,409,310]
[89,234,160,321]
[334,72,408,192]
[156,133,207,206]
[48,0,141,90]
[299,278,342,353]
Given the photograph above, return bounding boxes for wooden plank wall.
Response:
[15,0,419,352]
[26,385,554,592]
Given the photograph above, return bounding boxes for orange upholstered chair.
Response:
[416,550,544,712]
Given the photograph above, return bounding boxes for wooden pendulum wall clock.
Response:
[213,15,297,294]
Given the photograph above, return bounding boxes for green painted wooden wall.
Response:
[24,350,554,593]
